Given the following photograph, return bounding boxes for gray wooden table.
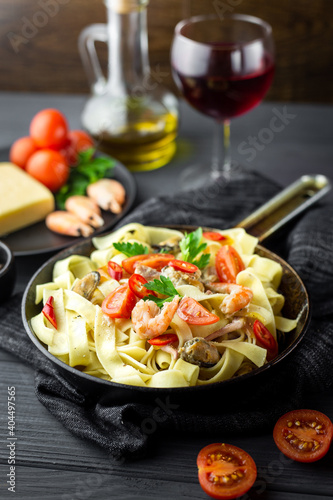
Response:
[0,92,333,499]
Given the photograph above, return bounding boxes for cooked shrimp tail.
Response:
[65,195,104,228]
[206,282,253,315]
[87,179,126,214]
[131,296,180,340]
[45,211,94,237]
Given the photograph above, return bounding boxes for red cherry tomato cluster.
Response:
[9,108,94,192]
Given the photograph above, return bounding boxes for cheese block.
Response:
[0,163,55,236]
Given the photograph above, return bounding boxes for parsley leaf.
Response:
[55,148,115,209]
[179,227,210,269]
[113,241,149,257]
[143,276,180,307]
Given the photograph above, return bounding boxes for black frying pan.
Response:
[21,175,331,411]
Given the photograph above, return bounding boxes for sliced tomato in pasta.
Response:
[177,297,220,325]
[215,245,245,283]
[102,284,136,319]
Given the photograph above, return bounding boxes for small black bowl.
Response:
[0,241,16,303]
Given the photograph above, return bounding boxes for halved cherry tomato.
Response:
[252,319,278,361]
[203,232,227,242]
[26,149,70,192]
[148,333,178,346]
[168,259,199,273]
[30,108,69,149]
[128,274,156,299]
[177,297,219,325]
[273,409,333,463]
[215,246,245,283]
[122,253,174,274]
[42,296,57,329]
[9,136,38,169]
[197,443,257,500]
[102,284,136,319]
[107,261,123,281]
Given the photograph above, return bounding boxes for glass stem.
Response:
[211,119,231,177]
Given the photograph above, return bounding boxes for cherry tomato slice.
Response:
[128,274,156,299]
[107,261,123,281]
[197,443,257,500]
[273,409,333,463]
[122,253,174,274]
[177,297,220,325]
[252,319,278,361]
[102,285,136,319]
[168,259,199,273]
[215,246,245,283]
[148,333,178,346]
[203,232,227,242]
[42,296,57,329]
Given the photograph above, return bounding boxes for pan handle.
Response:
[235,174,331,242]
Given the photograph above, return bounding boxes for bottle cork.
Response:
[107,0,149,14]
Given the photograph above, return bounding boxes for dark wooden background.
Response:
[0,0,332,103]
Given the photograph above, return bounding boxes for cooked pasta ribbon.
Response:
[30,224,298,388]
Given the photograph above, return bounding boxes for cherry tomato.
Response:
[62,130,94,166]
[273,409,333,463]
[197,443,257,500]
[26,149,70,192]
[42,296,57,329]
[107,261,123,281]
[203,232,227,242]
[215,246,245,283]
[177,297,220,325]
[122,253,174,274]
[30,108,69,149]
[252,320,278,361]
[148,333,178,346]
[9,136,38,169]
[128,274,156,299]
[168,259,199,273]
[102,284,136,319]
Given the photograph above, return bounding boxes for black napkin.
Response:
[1,169,333,460]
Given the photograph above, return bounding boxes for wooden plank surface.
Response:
[0,0,333,102]
[0,355,333,499]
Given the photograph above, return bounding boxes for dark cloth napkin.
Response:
[1,169,333,460]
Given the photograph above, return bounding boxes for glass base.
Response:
[178,163,233,192]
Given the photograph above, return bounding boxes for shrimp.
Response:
[131,295,180,339]
[87,179,126,214]
[45,211,94,237]
[206,282,253,315]
[65,195,104,228]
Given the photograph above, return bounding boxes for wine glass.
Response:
[171,14,275,188]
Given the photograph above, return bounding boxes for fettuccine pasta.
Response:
[31,224,298,388]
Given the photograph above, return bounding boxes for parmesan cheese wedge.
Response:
[0,163,55,236]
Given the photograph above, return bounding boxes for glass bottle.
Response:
[78,0,179,172]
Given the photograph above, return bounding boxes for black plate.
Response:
[0,148,137,256]
[22,224,310,411]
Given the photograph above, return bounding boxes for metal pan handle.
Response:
[235,174,331,242]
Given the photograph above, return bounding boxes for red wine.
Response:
[173,54,274,121]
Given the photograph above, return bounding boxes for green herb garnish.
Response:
[179,227,210,269]
[113,241,149,257]
[55,148,115,209]
[143,276,180,307]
